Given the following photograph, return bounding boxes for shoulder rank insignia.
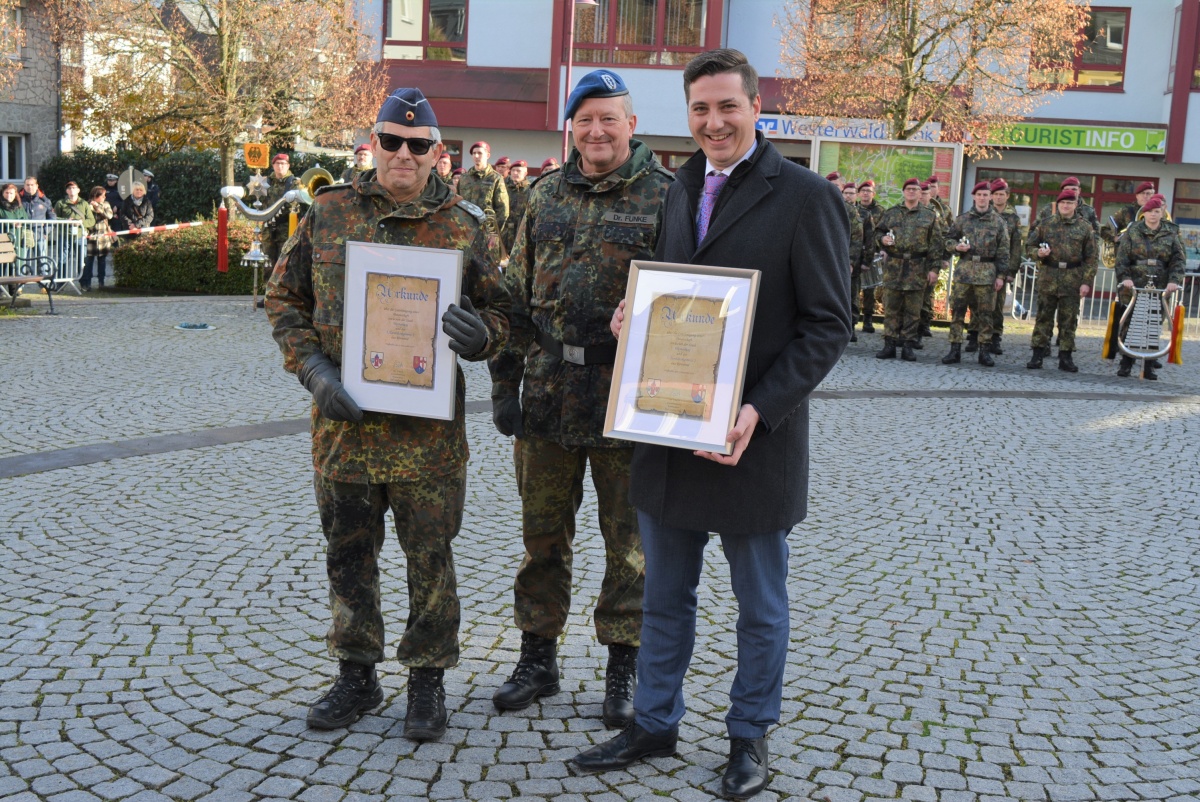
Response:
[456,199,486,223]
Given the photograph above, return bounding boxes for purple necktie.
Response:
[696,171,728,245]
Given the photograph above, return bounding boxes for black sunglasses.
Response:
[376,134,437,155]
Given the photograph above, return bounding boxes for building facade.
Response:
[0,0,60,182]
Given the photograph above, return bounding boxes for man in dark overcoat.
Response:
[572,49,852,800]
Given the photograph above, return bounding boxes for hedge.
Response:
[112,217,273,294]
[37,147,353,225]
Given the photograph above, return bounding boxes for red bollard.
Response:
[217,206,229,273]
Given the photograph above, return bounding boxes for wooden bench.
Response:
[0,232,57,313]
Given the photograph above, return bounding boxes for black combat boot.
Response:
[964,331,979,353]
[1058,350,1078,373]
[403,667,447,741]
[861,314,875,333]
[602,644,638,729]
[941,343,961,364]
[977,348,995,367]
[919,323,933,338]
[1026,347,1045,369]
[989,334,1004,355]
[306,660,384,730]
[1143,361,1158,380]
[850,330,858,343]
[874,338,896,360]
[1148,359,1163,369]
[1117,355,1134,377]
[901,340,917,361]
[493,631,560,710]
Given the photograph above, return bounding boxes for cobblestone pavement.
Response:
[2,296,1199,801]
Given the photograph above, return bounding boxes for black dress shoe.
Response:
[571,723,677,772]
[722,737,769,799]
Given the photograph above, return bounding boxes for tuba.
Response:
[1116,282,1179,361]
[296,167,334,205]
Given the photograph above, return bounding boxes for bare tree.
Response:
[61,0,387,182]
[778,0,1090,156]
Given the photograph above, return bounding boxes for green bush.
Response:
[38,147,354,225]
[113,217,271,294]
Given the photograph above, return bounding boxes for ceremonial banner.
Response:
[605,261,759,454]
[342,242,462,419]
[244,143,270,170]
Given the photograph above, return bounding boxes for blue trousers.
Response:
[633,510,790,739]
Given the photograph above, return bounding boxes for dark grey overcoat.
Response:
[628,133,852,534]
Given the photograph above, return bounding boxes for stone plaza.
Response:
[2,295,1198,802]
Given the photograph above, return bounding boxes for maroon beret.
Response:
[1060,176,1080,188]
[541,158,559,170]
[354,143,370,154]
[858,179,875,190]
[825,171,841,181]
[903,178,920,189]
[1134,181,1155,195]
[1056,189,1078,203]
[919,182,931,191]
[927,175,939,184]
[272,153,289,164]
[1141,196,1165,212]
[511,159,527,168]
[972,181,990,194]
[469,141,489,154]
[989,178,1008,192]
[495,156,511,166]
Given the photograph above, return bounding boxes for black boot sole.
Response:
[493,680,560,711]
[403,714,448,741]
[306,685,385,730]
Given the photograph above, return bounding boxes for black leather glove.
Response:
[492,396,524,438]
[297,353,363,422]
[441,294,488,356]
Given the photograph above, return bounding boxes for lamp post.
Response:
[562,0,599,163]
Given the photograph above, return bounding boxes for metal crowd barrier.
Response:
[0,220,85,293]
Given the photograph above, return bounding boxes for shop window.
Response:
[384,0,466,62]
[573,0,709,67]
[1031,7,1128,90]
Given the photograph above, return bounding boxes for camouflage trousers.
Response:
[881,288,924,343]
[1030,292,1081,351]
[850,269,876,324]
[314,467,466,668]
[948,283,995,344]
[513,436,643,646]
[920,278,936,328]
[969,285,1006,337]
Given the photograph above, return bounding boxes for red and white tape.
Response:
[88,220,212,240]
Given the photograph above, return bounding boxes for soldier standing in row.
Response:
[834,177,864,342]
[875,178,943,361]
[265,88,511,740]
[919,175,951,341]
[967,178,1023,355]
[1106,181,1155,241]
[941,181,1009,367]
[501,159,530,253]
[1113,195,1185,380]
[340,143,373,183]
[1037,177,1100,237]
[434,152,454,186]
[540,157,560,175]
[488,69,672,729]
[260,153,301,269]
[457,141,509,248]
[1025,189,1097,372]
[494,156,511,180]
[857,180,884,334]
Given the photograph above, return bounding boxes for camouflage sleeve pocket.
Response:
[601,224,653,249]
[532,220,569,242]
[310,241,345,329]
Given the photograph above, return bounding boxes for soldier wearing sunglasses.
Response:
[265,87,511,742]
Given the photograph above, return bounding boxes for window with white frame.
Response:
[1,135,26,181]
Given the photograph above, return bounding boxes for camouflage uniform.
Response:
[1025,212,1097,352]
[1114,220,1186,300]
[971,205,1022,339]
[457,164,509,238]
[1037,198,1100,238]
[502,176,530,254]
[265,170,511,668]
[844,199,864,315]
[921,195,953,331]
[944,206,1009,344]
[876,203,944,345]
[488,139,671,647]
[260,171,302,268]
[857,199,884,327]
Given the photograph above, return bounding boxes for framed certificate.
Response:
[604,260,759,454]
[342,241,462,420]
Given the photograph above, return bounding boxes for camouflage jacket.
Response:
[1115,221,1186,288]
[930,196,952,226]
[844,199,864,269]
[858,200,884,266]
[261,172,302,245]
[875,203,944,291]
[265,170,511,484]
[1105,201,1140,242]
[489,139,672,448]
[993,205,1024,280]
[944,206,1010,285]
[1026,212,1098,296]
[502,178,530,253]
[457,165,509,235]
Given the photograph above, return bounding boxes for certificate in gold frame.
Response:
[604,260,760,454]
[342,241,463,420]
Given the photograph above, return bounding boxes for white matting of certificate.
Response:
[342,241,462,420]
[605,261,759,454]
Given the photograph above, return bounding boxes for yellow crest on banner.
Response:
[244,143,270,170]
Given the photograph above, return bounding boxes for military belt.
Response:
[535,329,617,366]
[1044,260,1082,269]
[1136,259,1160,266]
[967,256,995,264]
[897,252,928,261]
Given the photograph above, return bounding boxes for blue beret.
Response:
[377,88,438,128]
[564,69,629,121]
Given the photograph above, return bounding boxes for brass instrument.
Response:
[1116,282,1179,361]
[296,167,334,205]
